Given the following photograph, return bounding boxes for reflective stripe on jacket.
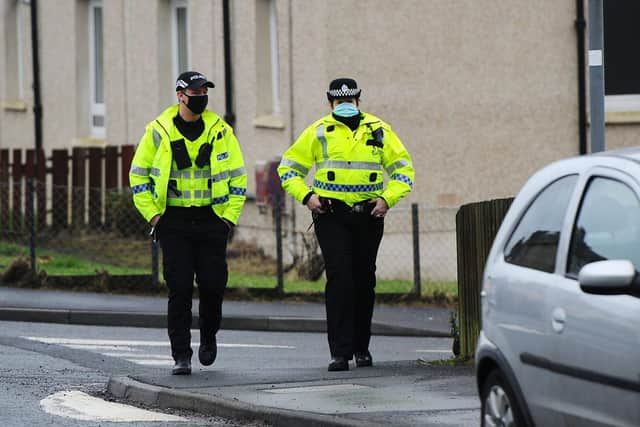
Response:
[129,105,247,224]
[278,112,414,207]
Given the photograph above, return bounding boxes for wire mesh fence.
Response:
[0,180,153,289]
[0,178,458,298]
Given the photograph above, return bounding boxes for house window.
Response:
[172,0,189,79]
[4,0,26,102]
[255,0,281,116]
[603,2,640,112]
[89,0,105,137]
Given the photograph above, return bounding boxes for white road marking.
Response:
[100,352,173,359]
[219,343,295,349]
[24,338,171,346]
[40,390,186,422]
[22,337,295,349]
[21,336,295,367]
[126,359,172,366]
[66,345,136,351]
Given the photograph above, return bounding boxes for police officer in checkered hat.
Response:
[278,78,415,371]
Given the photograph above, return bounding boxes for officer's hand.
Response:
[307,194,327,214]
[150,214,161,226]
[370,198,389,218]
[222,218,234,231]
[222,218,235,241]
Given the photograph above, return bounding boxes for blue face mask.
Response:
[333,102,359,117]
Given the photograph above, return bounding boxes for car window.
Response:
[567,177,640,276]
[504,175,578,273]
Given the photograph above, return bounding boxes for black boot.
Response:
[328,356,349,371]
[355,351,373,367]
[199,336,217,366]
[172,356,192,375]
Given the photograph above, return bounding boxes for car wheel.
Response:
[480,369,526,427]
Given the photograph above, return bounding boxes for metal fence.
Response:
[0,181,458,296]
[0,147,458,296]
[0,180,152,289]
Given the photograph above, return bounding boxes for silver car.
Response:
[475,148,640,427]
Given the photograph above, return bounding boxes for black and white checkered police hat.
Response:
[326,78,361,101]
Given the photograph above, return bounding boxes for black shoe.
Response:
[355,351,373,367]
[172,357,191,375]
[328,356,349,372]
[199,336,217,366]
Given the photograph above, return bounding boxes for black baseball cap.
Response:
[175,71,215,91]
[327,78,361,101]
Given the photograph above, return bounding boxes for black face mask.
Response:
[184,94,208,115]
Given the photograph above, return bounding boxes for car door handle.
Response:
[551,307,566,333]
[481,276,493,305]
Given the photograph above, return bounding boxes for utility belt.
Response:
[164,205,216,221]
[308,198,375,231]
[320,198,375,215]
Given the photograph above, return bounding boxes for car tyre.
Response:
[480,369,526,427]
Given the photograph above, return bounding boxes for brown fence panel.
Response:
[0,149,9,228]
[121,145,134,188]
[11,149,23,230]
[105,146,118,227]
[25,150,35,225]
[51,149,69,229]
[105,146,118,190]
[72,147,86,227]
[36,150,46,229]
[456,197,513,359]
[88,147,103,228]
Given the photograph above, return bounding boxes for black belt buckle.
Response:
[352,201,372,214]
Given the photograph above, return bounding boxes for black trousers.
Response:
[157,206,229,360]
[313,201,384,359]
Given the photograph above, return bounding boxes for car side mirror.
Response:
[578,260,635,295]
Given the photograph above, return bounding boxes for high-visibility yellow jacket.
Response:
[129,105,247,225]
[278,112,414,208]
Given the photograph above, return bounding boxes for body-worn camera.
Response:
[195,143,212,168]
[366,127,384,148]
[170,139,192,169]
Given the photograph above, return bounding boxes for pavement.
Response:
[0,286,479,426]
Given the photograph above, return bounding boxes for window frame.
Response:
[16,1,26,100]
[171,0,189,81]
[4,0,27,103]
[605,95,640,113]
[254,0,281,121]
[268,0,281,115]
[88,0,105,138]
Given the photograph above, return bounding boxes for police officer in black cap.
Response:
[130,71,247,375]
[278,78,415,371]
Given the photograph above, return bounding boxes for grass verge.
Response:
[0,240,457,305]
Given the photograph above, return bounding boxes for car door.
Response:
[546,171,640,426]
[485,174,579,425]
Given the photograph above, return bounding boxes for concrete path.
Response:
[0,286,478,426]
